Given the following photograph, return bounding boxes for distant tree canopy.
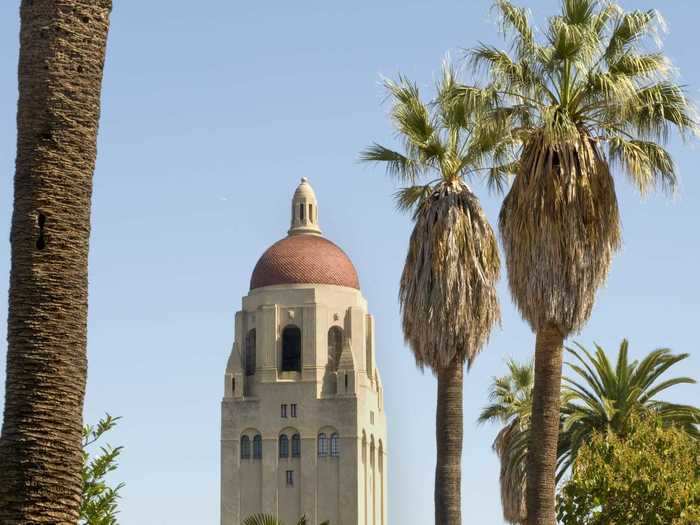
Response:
[80,415,124,525]
[557,416,700,525]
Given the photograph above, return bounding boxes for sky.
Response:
[0,1,699,524]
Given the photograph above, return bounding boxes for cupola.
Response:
[289,177,321,236]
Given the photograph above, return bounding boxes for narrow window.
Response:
[308,203,313,223]
[330,433,339,457]
[281,325,302,372]
[327,326,343,371]
[291,433,301,457]
[245,329,256,376]
[232,377,236,395]
[281,404,287,418]
[279,435,289,458]
[317,433,328,457]
[253,434,262,459]
[344,373,348,390]
[299,203,305,221]
[240,435,251,459]
[286,470,294,487]
[291,404,297,418]
[370,411,375,425]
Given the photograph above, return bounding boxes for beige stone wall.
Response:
[221,283,387,525]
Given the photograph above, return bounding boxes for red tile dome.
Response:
[250,234,360,290]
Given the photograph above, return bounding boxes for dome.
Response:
[249,178,360,290]
[250,235,360,290]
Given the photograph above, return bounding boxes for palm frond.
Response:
[359,143,423,184]
[607,137,676,194]
[493,0,536,60]
[393,184,434,215]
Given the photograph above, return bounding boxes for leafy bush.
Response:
[557,416,700,524]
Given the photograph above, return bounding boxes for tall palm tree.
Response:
[465,1,698,522]
[561,339,700,470]
[478,359,534,524]
[361,66,513,524]
[0,1,113,522]
[481,341,700,522]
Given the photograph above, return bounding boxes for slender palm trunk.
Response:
[0,1,112,522]
[526,323,565,525]
[435,357,463,525]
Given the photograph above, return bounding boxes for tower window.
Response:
[245,329,256,376]
[281,325,301,372]
[370,411,375,425]
[240,435,251,459]
[317,433,328,457]
[327,326,343,371]
[291,433,301,457]
[299,203,305,221]
[344,373,348,391]
[308,203,313,223]
[253,434,262,459]
[279,434,289,458]
[286,470,294,487]
[281,404,287,418]
[232,377,236,395]
[330,433,339,457]
[290,404,297,418]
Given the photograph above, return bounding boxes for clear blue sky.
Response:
[1,1,699,523]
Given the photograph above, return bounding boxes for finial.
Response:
[288,178,322,236]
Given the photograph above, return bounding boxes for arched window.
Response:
[291,433,301,457]
[327,326,343,370]
[253,434,262,459]
[240,435,251,459]
[279,435,289,458]
[245,329,256,376]
[317,433,328,457]
[330,433,339,457]
[282,325,301,372]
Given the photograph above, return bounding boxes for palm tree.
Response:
[242,514,329,525]
[481,341,700,522]
[361,66,513,524]
[478,359,534,524]
[465,1,698,522]
[561,339,700,470]
[0,1,113,522]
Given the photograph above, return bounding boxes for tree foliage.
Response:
[80,415,124,525]
[481,341,700,522]
[557,416,700,524]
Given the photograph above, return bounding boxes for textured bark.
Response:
[0,1,112,523]
[435,358,463,525]
[526,324,565,525]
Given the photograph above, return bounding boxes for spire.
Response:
[288,177,322,236]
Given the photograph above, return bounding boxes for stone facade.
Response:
[221,179,388,525]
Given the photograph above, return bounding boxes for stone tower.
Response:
[221,178,388,525]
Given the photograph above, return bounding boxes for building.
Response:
[221,178,388,525]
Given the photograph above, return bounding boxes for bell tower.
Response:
[221,179,388,525]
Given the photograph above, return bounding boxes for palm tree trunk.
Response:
[0,1,112,522]
[526,323,565,525]
[435,357,463,525]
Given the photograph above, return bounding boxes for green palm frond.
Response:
[393,184,434,214]
[493,0,535,60]
[607,137,675,193]
[359,144,423,184]
[562,340,700,463]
